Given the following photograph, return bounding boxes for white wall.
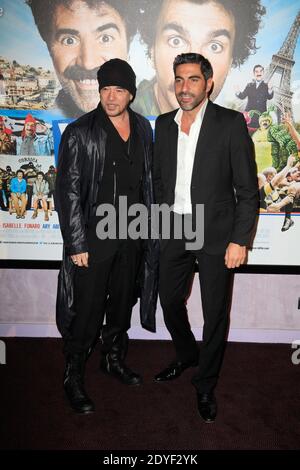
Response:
[0,269,299,343]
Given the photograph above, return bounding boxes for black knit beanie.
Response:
[97,59,136,98]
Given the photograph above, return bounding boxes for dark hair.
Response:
[37,171,45,177]
[17,170,25,177]
[138,0,266,67]
[26,0,139,46]
[173,53,213,80]
[253,64,264,72]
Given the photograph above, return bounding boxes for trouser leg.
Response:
[100,240,142,385]
[26,185,33,210]
[192,251,232,393]
[64,254,115,355]
[11,194,20,216]
[100,239,142,353]
[20,194,27,215]
[4,190,10,209]
[0,190,7,210]
[61,253,116,414]
[159,237,199,363]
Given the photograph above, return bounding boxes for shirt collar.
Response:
[174,98,208,128]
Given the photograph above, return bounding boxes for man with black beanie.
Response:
[55,58,158,414]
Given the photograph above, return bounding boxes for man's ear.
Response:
[206,77,214,95]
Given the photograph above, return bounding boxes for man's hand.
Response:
[225,242,247,269]
[71,252,89,267]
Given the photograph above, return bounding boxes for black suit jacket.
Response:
[153,100,258,254]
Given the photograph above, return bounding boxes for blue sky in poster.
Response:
[0,0,52,69]
[246,0,300,77]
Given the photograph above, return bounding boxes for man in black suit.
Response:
[236,64,273,129]
[153,53,258,422]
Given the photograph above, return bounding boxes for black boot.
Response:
[64,352,95,414]
[100,333,142,386]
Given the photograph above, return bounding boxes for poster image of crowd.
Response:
[0,153,62,260]
[0,0,299,264]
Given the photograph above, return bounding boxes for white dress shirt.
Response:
[173,99,208,214]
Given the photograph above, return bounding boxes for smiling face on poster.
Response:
[47,1,129,115]
[25,0,139,118]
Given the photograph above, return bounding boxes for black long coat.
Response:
[55,104,159,338]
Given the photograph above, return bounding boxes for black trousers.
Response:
[64,239,141,355]
[26,185,33,210]
[159,236,232,393]
[0,190,7,210]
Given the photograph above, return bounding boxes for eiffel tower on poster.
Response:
[265,10,300,119]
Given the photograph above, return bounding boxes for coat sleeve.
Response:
[55,126,88,256]
[153,116,164,205]
[137,115,159,333]
[236,83,250,100]
[229,112,259,246]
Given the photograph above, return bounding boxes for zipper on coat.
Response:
[113,160,116,206]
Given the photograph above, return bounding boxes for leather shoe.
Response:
[154,359,198,382]
[281,218,294,232]
[196,392,217,423]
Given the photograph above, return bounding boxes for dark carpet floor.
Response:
[0,338,300,450]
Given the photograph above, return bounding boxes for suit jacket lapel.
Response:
[167,116,178,190]
[191,100,216,185]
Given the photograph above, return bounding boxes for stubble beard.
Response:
[102,103,128,118]
[177,93,206,111]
